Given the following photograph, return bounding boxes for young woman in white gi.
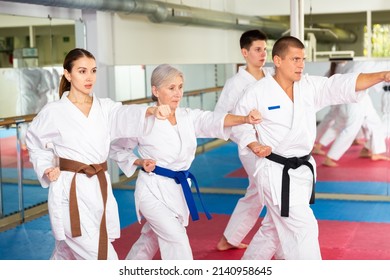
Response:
[213,29,276,252]
[110,64,262,260]
[232,36,390,260]
[26,48,166,260]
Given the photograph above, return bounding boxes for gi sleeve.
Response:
[109,138,139,177]
[214,78,238,114]
[311,73,364,111]
[25,107,58,188]
[190,108,231,140]
[109,103,150,141]
[230,87,258,150]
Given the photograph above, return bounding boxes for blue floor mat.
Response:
[1,183,48,216]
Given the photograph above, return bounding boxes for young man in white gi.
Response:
[214,29,275,251]
[232,36,390,260]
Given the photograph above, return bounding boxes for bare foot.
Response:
[312,143,326,155]
[371,154,390,161]
[322,157,338,167]
[359,147,371,158]
[312,147,326,155]
[216,236,248,251]
[353,139,365,145]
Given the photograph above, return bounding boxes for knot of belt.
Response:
[266,152,315,217]
[143,165,212,221]
[59,157,108,260]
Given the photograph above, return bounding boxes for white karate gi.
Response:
[5,68,53,147]
[326,61,388,160]
[111,107,230,260]
[327,93,386,160]
[214,66,274,247]
[26,92,148,260]
[232,72,363,260]
[316,105,345,147]
[381,82,390,137]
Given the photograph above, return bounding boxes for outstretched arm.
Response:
[355,71,390,91]
[223,109,262,127]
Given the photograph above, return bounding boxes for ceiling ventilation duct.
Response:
[7,0,357,43]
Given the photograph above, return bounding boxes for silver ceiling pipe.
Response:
[7,0,357,43]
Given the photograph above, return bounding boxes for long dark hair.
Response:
[58,48,95,98]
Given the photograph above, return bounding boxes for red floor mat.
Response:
[1,136,32,168]
[113,214,390,260]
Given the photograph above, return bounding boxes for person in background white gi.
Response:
[4,67,53,149]
[232,36,390,260]
[323,61,390,166]
[313,62,366,156]
[110,64,262,260]
[312,62,345,155]
[381,81,390,137]
[213,29,276,252]
[26,48,167,260]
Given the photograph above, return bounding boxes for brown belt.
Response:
[59,157,108,260]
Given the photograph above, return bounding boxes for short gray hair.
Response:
[151,64,183,101]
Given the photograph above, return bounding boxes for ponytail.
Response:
[59,75,70,98]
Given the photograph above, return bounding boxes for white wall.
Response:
[231,0,390,16]
[112,14,244,65]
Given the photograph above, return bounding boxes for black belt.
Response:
[265,152,315,217]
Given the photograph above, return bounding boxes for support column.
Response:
[366,10,372,58]
[80,10,120,182]
[290,0,305,42]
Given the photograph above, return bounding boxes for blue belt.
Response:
[144,166,212,221]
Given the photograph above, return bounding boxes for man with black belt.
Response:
[232,36,390,260]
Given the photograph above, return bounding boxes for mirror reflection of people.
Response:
[321,61,390,166]
[4,67,54,150]
[26,48,167,260]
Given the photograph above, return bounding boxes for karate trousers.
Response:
[126,187,193,260]
[50,201,118,260]
[242,170,321,260]
[223,151,264,246]
[328,95,386,160]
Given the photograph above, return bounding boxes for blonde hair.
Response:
[151,64,183,101]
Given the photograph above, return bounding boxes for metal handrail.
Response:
[0,86,223,222]
[0,86,223,126]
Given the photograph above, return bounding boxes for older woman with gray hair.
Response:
[110,64,262,259]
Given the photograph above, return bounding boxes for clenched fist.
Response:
[246,109,262,124]
[44,167,61,182]
[154,104,171,120]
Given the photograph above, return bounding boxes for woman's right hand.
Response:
[44,167,61,182]
[154,104,171,120]
[142,159,156,173]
